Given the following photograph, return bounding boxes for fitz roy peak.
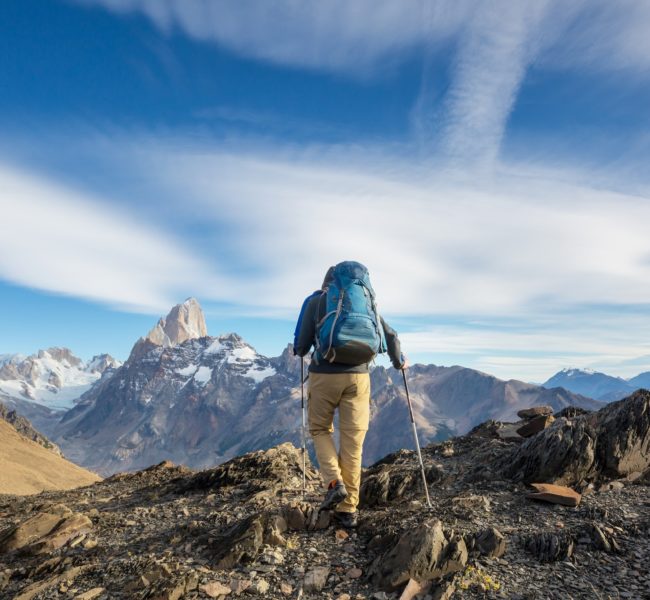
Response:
[129,297,208,359]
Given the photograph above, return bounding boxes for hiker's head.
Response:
[322,266,335,290]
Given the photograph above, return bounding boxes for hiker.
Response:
[293,261,407,528]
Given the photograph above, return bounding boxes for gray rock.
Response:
[594,390,650,478]
[370,520,467,590]
[516,415,555,438]
[360,453,442,508]
[522,531,574,562]
[304,566,330,592]
[503,417,597,485]
[211,514,264,569]
[467,527,506,558]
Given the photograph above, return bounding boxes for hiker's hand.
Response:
[401,357,410,370]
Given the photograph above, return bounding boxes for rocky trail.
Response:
[1,391,649,600]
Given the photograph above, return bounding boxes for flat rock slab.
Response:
[518,406,553,419]
[526,483,582,507]
[0,507,92,556]
[73,588,105,600]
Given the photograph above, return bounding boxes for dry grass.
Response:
[0,420,100,495]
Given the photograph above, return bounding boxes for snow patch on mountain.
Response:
[204,340,223,354]
[244,365,277,383]
[193,366,213,384]
[177,364,198,377]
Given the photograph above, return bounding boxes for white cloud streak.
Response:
[113,137,650,318]
[436,2,552,168]
[402,315,650,382]
[0,162,224,313]
[75,0,470,72]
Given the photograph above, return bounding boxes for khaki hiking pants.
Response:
[308,371,370,513]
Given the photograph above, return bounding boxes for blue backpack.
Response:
[314,261,387,365]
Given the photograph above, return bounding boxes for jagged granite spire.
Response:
[145,298,208,347]
[129,298,207,360]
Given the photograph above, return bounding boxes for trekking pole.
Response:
[300,357,306,500]
[402,368,433,509]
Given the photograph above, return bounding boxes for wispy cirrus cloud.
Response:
[0,161,225,313]
[75,0,650,171]
[74,0,650,74]
[73,0,465,72]
[434,2,554,168]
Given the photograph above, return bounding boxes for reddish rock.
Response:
[517,415,555,438]
[526,483,582,507]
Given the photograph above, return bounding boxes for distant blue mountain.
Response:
[628,372,650,389]
[543,368,650,402]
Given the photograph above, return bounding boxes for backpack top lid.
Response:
[329,261,375,296]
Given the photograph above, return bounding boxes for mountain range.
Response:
[2,298,602,476]
[543,368,650,402]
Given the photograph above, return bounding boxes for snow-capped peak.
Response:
[559,367,595,377]
[0,348,122,411]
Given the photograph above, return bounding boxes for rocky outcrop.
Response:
[594,389,650,478]
[0,504,92,555]
[359,449,443,508]
[180,443,319,501]
[502,390,650,486]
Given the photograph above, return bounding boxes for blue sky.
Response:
[1,0,650,381]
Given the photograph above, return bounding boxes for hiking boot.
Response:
[320,480,348,511]
[332,510,358,529]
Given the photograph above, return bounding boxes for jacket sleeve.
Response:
[293,292,321,357]
[381,316,405,369]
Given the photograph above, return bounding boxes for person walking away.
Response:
[293,261,406,528]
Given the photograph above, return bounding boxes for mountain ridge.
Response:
[4,299,601,477]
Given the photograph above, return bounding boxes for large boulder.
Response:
[594,390,650,478]
[502,391,650,486]
[503,417,597,485]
